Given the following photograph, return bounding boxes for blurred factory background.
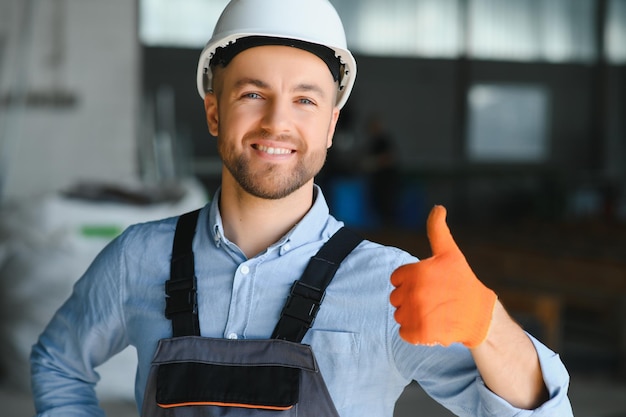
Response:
[1,0,626,416]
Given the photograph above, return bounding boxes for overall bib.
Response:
[141,210,362,416]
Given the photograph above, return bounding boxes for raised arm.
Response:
[389,205,548,409]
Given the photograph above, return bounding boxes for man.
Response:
[31,0,573,416]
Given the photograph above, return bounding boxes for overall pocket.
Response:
[156,361,300,410]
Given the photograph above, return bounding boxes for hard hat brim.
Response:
[196,33,356,110]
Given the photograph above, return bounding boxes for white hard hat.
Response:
[196,0,357,109]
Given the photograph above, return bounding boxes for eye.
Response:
[242,92,262,100]
[297,97,315,105]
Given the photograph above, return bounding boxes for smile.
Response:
[254,144,294,155]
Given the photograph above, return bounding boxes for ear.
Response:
[326,107,340,149]
[204,93,219,136]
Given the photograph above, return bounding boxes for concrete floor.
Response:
[5,372,626,417]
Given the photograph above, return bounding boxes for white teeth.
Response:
[256,145,292,155]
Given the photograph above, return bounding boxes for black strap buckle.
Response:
[165,277,198,318]
[281,281,324,328]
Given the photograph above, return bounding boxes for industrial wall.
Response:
[0,0,140,201]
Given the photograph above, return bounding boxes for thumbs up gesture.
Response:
[390,205,497,348]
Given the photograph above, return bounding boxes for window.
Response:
[606,0,626,64]
[139,0,228,47]
[466,84,550,163]
[139,0,621,63]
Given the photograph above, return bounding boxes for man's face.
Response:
[204,45,340,200]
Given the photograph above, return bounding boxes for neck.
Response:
[219,176,315,259]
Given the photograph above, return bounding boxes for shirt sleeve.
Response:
[392,319,573,416]
[472,333,574,417]
[30,232,131,417]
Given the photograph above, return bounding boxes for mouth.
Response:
[252,144,295,155]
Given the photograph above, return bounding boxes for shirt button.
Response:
[240,265,250,275]
[227,333,238,340]
[282,243,291,253]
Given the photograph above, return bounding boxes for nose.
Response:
[261,98,293,134]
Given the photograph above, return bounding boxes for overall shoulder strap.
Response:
[272,227,363,342]
[165,209,201,337]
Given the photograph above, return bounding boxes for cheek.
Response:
[316,116,338,150]
[220,106,258,134]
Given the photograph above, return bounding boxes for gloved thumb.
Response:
[426,205,457,256]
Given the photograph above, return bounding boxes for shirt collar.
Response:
[208,184,336,256]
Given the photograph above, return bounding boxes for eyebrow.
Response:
[234,77,269,90]
[293,83,326,99]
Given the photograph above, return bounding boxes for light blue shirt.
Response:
[31,186,573,416]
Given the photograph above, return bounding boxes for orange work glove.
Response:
[390,205,497,348]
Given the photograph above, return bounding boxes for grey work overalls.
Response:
[141,210,362,416]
